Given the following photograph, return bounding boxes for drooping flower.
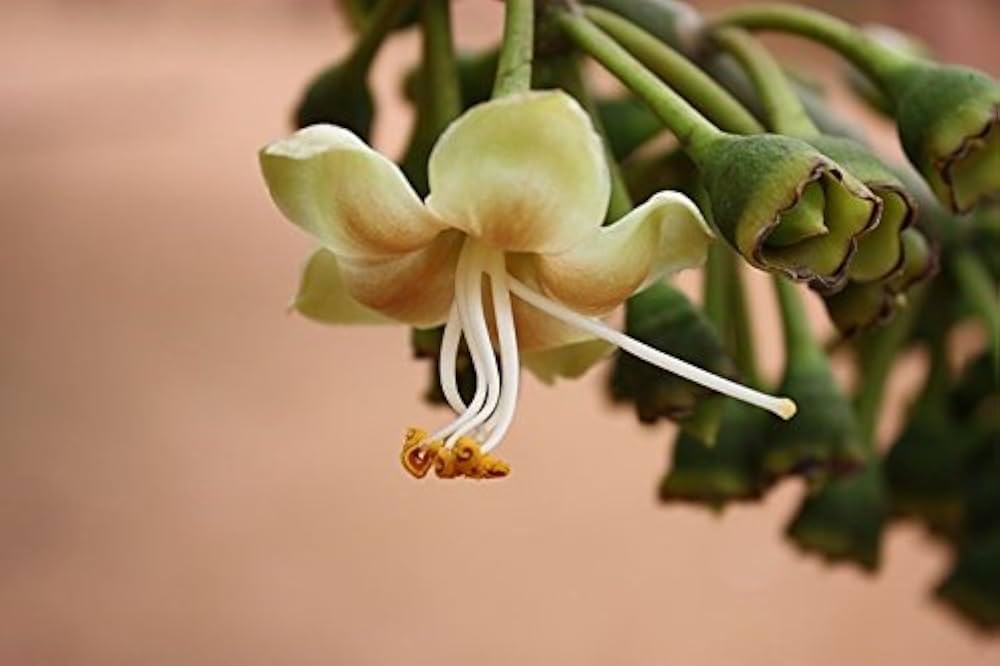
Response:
[260,90,795,480]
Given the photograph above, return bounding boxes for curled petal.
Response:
[337,231,464,327]
[532,191,713,316]
[293,248,392,324]
[260,124,445,257]
[426,91,611,254]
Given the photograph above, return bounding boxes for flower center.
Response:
[402,239,797,481]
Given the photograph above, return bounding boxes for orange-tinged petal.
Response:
[426,91,610,254]
[260,124,445,257]
[533,191,712,316]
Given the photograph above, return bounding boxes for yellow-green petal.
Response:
[337,231,465,327]
[426,91,611,254]
[260,124,445,257]
[292,248,393,324]
[532,191,713,316]
[522,339,614,384]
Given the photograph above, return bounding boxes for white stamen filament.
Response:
[428,244,494,443]
[436,303,466,415]
[444,247,502,447]
[506,276,797,421]
[479,255,520,453]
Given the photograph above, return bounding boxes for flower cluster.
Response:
[262,0,999,630]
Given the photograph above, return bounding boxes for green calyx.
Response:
[937,532,1000,630]
[884,62,1000,214]
[695,133,881,288]
[805,135,916,283]
[785,463,888,571]
[823,227,937,336]
[659,400,770,508]
[610,282,737,424]
[883,409,970,537]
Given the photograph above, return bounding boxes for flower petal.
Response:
[337,231,465,327]
[532,191,713,316]
[522,339,614,384]
[503,255,602,351]
[292,248,393,324]
[426,91,611,254]
[260,124,445,257]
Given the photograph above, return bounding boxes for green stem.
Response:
[345,0,414,73]
[493,0,535,97]
[773,275,821,366]
[708,27,818,137]
[952,251,1000,363]
[555,9,723,153]
[703,242,730,332]
[545,54,633,220]
[400,0,460,195]
[853,289,923,447]
[725,249,761,387]
[711,3,912,87]
[420,0,461,134]
[584,7,763,135]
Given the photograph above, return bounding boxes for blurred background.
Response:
[1,0,997,663]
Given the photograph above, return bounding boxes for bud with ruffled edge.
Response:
[554,9,884,289]
[715,3,1000,213]
[761,278,867,481]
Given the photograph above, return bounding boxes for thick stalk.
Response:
[725,249,761,388]
[703,243,730,332]
[708,27,818,137]
[345,0,414,73]
[951,251,1000,363]
[711,4,912,87]
[493,0,535,97]
[773,276,821,367]
[584,7,763,135]
[853,290,923,447]
[420,0,461,134]
[555,9,723,153]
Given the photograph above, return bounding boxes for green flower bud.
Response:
[958,435,1000,540]
[610,282,737,424]
[883,410,969,537]
[762,278,866,480]
[695,133,882,288]
[659,400,770,508]
[294,63,375,138]
[785,463,888,571]
[823,227,937,336]
[936,533,1000,630]
[761,350,866,482]
[411,327,477,407]
[806,135,916,283]
[883,62,1000,214]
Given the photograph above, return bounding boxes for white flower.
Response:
[260,90,794,480]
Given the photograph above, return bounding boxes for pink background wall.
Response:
[1,1,997,663]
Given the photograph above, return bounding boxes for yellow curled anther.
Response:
[401,428,437,479]
[453,437,483,478]
[434,447,459,478]
[479,454,511,479]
